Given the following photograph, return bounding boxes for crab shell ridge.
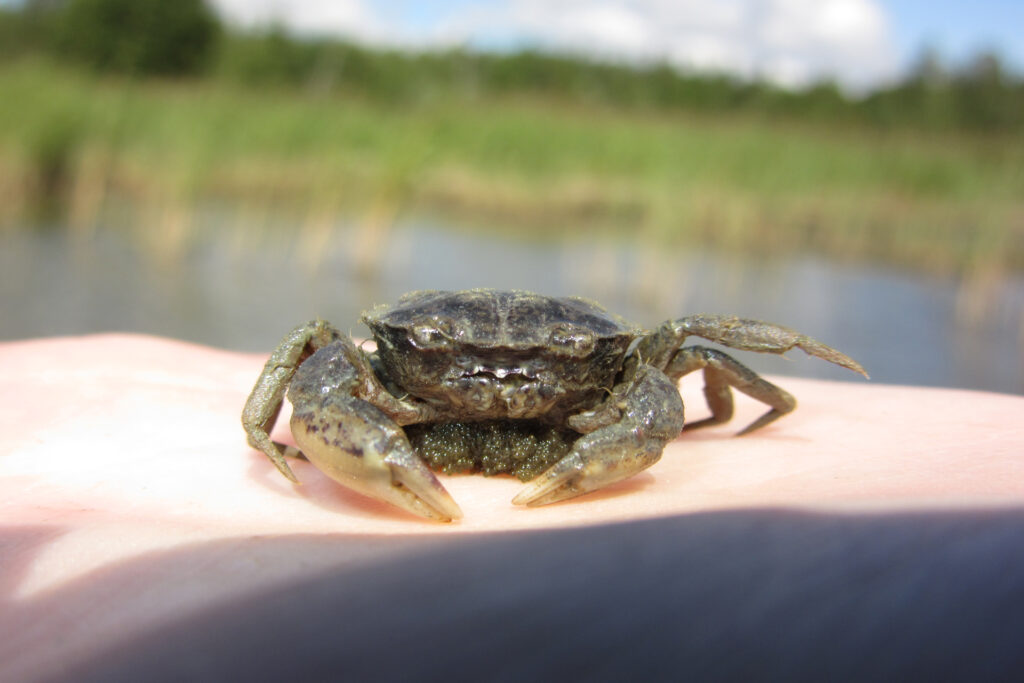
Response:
[362,289,641,420]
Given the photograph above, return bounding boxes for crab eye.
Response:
[548,324,595,355]
[411,317,454,348]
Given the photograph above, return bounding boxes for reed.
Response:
[1,58,1021,275]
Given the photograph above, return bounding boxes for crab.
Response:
[242,289,866,521]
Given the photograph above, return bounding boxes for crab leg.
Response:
[512,365,684,507]
[625,314,866,436]
[637,315,868,378]
[666,346,796,435]
[242,320,344,482]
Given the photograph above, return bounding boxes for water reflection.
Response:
[2,216,1022,394]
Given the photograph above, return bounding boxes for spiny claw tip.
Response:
[510,490,534,506]
[273,459,300,483]
[386,454,464,521]
[511,455,583,506]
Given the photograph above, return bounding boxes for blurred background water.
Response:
[1,0,1022,393]
[4,210,1022,393]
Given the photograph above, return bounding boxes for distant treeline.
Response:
[2,0,1022,132]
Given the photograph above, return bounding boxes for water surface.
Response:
[2,217,1021,394]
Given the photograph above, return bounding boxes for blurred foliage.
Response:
[1,0,220,75]
[0,1,1022,131]
[0,2,1021,277]
[212,31,1024,132]
[0,0,58,58]
[0,58,1020,276]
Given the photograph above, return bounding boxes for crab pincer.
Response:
[291,394,463,521]
[513,365,685,507]
[285,340,462,521]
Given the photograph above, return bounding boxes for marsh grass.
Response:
[2,58,1022,276]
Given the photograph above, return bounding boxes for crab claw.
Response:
[513,365,685,507]
[291,396,462,522]
[511,432,665,507]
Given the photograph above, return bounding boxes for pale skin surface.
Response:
[2,334,1023,680]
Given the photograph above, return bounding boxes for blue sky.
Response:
[883,0,1023,68]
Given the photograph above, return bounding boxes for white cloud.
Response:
[754,0,894,88]
[211,0,387,41]
[210,0,901,91]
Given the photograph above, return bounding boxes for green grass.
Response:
[1,58,1022,273]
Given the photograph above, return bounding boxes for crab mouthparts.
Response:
[456,358,543,382]
[463,367,536,381]
[442,363,559,418]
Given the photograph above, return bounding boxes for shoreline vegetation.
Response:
[1,1,1022,280]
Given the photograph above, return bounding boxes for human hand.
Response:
[3,334,1023,680]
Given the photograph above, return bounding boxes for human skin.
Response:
[2,334,1023,680]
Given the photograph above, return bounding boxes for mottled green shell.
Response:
[361,289,642,422]
[363,288,638,351]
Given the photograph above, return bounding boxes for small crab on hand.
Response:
[242,289,866,521]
